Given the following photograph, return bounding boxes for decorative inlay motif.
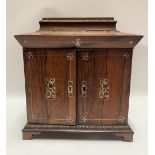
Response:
[82,53,89,60]
[119,116,126,123]
[81,116,126,123]
[129,41,133,44]
[81,116,87,122]
[66,116,73,122]
[67,53,74,60]
[30,115,73,122]
[99,78,110,100]
[45,78,56,100]
[31,115,37,121]
[55,116,73,122]
[124,53,129,58]
[26,52,33,59]
[73,38,82,47]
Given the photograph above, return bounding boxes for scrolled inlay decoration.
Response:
[45,78,56,100]
[99,78,110,100]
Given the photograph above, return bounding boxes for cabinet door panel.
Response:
[78,49,132,125]
[24,49,76,125]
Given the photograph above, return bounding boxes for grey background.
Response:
[6,0,147,155]
[6,0,147,98]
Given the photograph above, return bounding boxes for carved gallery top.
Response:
[15,17,143,49]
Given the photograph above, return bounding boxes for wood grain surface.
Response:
[77,49,132,125]
[24,48,76,125]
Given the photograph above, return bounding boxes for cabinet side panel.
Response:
[120,49,133,121]
[23,49,32,123]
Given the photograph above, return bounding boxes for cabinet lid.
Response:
[15,17,143,48]
[39,17,117,31]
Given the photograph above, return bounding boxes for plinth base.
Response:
[22,123,134,142]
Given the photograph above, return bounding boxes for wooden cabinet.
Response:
[15,17,143,141]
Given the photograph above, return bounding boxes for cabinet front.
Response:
[77,49,132,125]
[24,49,76,125]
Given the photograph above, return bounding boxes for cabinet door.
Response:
[77,49,132,125]
[24,49,76,125]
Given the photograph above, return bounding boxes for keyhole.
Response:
[82,85,87,96]
[82,81,87,96]
[69,86,72,92]
[83,86,86,92]
[68,85,72,94]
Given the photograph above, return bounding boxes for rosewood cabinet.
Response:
[15,17,143,141]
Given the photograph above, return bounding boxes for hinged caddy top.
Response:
[15,17,143,48]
